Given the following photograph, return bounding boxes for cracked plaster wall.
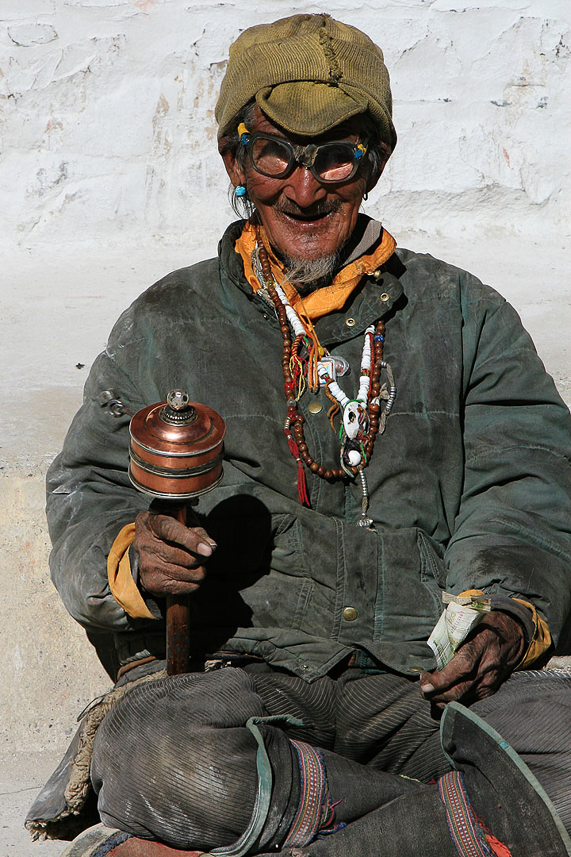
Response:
[2,0,570,251]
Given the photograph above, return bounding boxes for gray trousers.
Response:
[91,665,571,852]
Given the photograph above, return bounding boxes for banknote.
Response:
[428,593,491,670]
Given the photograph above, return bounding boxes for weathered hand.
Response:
[134,511,217,598]
[419,611,526,708]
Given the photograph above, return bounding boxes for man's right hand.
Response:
[134,511,216,598]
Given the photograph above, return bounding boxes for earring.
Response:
[235,185,247,198]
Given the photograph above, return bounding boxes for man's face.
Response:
[222,107,378,264]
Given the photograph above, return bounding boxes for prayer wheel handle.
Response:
[128,390,225,675]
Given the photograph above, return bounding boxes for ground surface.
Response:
[1,753,66,857]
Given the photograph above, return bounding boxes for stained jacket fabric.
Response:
[46,220,571,680]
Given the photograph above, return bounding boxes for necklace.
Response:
[256,243,396,527]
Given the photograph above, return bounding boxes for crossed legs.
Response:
[91,666,571,853]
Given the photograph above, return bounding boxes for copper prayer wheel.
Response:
[129,389,225,499]
[128,390,225,676]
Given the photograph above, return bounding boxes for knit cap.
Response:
[215,14,397,149]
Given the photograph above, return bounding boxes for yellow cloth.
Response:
[459,589,551,669]
[234,220,397,322]
[107,522,155,620]
[513,597,552,668]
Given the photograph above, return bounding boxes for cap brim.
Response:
[256,81,369,136]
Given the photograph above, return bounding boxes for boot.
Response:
[60,822,206,856]
[258,702,571,857]
[439,700,571,856]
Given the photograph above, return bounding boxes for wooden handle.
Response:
[166,506,190,675]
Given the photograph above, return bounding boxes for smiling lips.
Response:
[274,199,342,224]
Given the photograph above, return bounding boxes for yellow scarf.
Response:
[234,220,396,322]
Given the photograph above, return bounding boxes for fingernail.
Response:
[420,683,435,695]
[197,542,213,556]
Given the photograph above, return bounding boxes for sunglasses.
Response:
[239,126,368,185]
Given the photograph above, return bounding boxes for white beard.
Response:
[282,253,340,295]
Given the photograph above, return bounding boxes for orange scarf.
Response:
[235,220,396,323]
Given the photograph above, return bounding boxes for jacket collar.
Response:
[218,219,405,348]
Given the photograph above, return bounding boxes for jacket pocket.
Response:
[270,514,309,577]
[239,570,315,631]
[235,515,315,631]
[373,527,444,645]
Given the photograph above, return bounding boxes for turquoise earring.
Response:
[235,185,247,198]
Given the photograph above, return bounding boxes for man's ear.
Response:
[365,170,381,195]
[365,146,392,193]
[219,142,246,188]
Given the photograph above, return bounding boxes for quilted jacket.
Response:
[46,220,571,680]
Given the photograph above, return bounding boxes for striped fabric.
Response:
[438,771,494,857]
[91,667,571,850]
[284,740,328,847]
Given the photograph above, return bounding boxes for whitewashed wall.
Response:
[2,0,570,253]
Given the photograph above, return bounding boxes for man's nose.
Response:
[282,166,327,208]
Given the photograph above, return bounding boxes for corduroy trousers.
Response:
[91,665,571,853]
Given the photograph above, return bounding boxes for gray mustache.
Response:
[274,199,342,217]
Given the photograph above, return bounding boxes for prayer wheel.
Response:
[129,389,225,499]
[128,390,226,675]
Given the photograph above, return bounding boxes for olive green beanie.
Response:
[215,13,397,150]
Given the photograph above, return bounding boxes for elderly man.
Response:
[28,13,571,857]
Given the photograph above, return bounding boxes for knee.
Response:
[90,670,267,849]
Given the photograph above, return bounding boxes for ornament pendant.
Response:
[357,467,374,529]
[343,400,369,440]
[317,355,350,385]
[343,443,363,468]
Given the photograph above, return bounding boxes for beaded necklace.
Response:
[256,243,396,527]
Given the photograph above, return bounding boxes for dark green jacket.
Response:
[47,221,571,680]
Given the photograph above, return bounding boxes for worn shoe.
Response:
[60,823,205,856]
[258,702,571,857]
[440,700,571,856]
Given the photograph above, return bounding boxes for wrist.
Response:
[490,595,533,665]
[486,609,526,667]
[128,542,163,619]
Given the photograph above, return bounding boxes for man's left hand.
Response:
[419,611,526,708]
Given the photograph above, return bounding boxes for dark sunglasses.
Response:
[239,126,368,184]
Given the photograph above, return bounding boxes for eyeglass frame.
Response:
[238,126,368,185]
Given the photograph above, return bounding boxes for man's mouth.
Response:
[274,202,341,224]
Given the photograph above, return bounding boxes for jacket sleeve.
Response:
[47,345,158,633]
[444,291,571,652]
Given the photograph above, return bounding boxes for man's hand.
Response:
[134,511,217,599]
[419,611,526,708]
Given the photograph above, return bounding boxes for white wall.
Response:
[1,0,570,754]
[2,0,570,253]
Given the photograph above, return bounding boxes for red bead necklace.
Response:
[257,244,391,521]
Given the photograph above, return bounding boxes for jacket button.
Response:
[342,606,358,621]
[379,293,390,302]
[308,402,323,414]
[345,317,356,327]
